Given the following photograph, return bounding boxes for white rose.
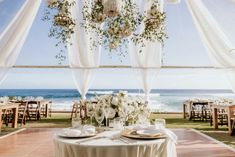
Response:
[108,108,116,119]
[111,97,119,106]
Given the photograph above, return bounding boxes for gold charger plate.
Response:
[121,129,166,140]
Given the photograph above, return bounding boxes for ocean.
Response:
[0,89,234,112]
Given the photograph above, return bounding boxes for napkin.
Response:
[61,128,82,136]
[133,125,177,143]
[60,125,95,137]
[133,125,156,131]
[81,125,96,135]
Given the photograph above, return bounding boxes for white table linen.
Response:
[54,129,177,157]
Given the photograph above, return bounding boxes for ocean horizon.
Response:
[0,89,234,112]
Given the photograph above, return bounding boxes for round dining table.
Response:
[53,130,177,157]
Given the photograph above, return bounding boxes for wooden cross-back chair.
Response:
[218,109,228,126]
[231,110,235,136]
[39,101,52,118]
[1,109,12,127]
[71,101,81,119]
[18,101,27,125]
[27,101,40,120]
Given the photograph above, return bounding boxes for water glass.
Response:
[72,117,82,128]
[155,119,166,129]
[110,118,124,130]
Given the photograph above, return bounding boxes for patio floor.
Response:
[0,128,234,157]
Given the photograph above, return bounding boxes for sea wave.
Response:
[87,91,114,95]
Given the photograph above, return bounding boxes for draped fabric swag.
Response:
[0,0,41,84]
[186,0,235,93]
[68,0,101,99]
[186,0,235,68]
[129,0,163,99]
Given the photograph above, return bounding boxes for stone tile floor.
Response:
[0,128,234,157]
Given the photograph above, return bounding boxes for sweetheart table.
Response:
[53,130,177,157]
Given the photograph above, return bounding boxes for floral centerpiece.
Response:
[83,91,150,125]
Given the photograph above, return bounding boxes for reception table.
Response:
[54,130,177,157]
[183,100,211,119]
[211,104,235,135]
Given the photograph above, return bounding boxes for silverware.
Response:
[76,136,105,144]
[110,135,137,144]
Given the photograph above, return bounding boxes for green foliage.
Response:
[42,0,76,64]
[82,0,167,56]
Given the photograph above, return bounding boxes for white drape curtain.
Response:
[68,0,101,99]
[0,0,41,84]
[129,0,163,99]
[186,0,235,93]
[186,0,235,68]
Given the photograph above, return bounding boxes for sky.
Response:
[0,0,233,89]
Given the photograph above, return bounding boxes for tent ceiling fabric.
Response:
[0,0,41,84]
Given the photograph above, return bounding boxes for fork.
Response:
[76,136,105,144]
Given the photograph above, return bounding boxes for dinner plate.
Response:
[57,133,97,138]
[121,129,165,140]
[136,129,162,137]
[57,129,96,138]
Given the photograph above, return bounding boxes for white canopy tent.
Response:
[0,0,235,99]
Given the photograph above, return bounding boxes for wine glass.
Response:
[103,106,111,128]
[72,117,82,128]
[155,119,166,129]
[94,108,105,128]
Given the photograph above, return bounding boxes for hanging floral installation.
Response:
[43,0,167,59]
[82,0,167,55]
[42,0,76,63]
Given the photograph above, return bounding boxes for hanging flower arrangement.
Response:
[43,0,167,59]
[42,0,76,63]
[82,0,167,55]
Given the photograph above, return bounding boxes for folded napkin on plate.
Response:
[133,125,157,131]
[61,128,82,136]
[81,125,96,135]
[133,125,177,143]
[61,125,95,136]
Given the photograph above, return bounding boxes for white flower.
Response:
[108,108,116,118]
[127,105,135,113]
[118,110,125,118]
[111,97,119,106]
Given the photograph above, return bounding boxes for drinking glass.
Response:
[103,107,111,127]
[72,117,82,128]
[155,119,166,129]
[94,108,105,128]
[112,117,124,130]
